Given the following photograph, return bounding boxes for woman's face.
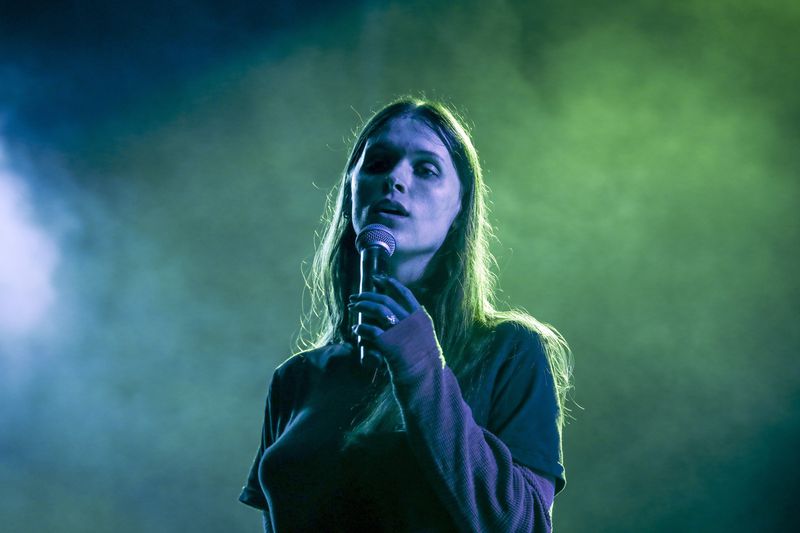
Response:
[350,116,463,264]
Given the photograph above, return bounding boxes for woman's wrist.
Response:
[373,306,445,378]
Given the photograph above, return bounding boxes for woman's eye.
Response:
[364,158,390,173]
[416,163,439,177]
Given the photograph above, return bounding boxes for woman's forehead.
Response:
[367,116,449,156]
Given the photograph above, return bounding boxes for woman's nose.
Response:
[383,162,410,194]
[383,176,405,194]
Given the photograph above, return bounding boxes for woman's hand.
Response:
[349,274,421,337]
[349,275,443,378]
[348,274,423,367]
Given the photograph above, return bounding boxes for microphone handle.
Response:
[358,246,388,366]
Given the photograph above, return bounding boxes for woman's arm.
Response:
[375,309,558,532]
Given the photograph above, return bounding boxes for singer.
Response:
[238,98,573,532]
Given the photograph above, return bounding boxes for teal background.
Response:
[1,1,797,531]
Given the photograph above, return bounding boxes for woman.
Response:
[239,98,573,532]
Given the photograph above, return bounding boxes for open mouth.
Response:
[371,199,410,217]
[376,208,408,217]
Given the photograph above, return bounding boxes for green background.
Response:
[1,1,797,531]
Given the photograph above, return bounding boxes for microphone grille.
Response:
[355,224,396,255]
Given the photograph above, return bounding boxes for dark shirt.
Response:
[239,307,565,532]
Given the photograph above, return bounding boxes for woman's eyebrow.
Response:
[412,149,444,162]
[367,141,444,161]
[364,142,395,155]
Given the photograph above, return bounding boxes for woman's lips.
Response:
[371,199,410,216]
[368,210,409,223]
[369,205,409,217]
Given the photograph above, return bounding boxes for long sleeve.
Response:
[374,307,559,532]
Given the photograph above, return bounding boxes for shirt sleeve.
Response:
[487,323,565,493]
[374,307,562,532]
[238,373,278,514]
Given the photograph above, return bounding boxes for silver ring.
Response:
[385,314,399,326]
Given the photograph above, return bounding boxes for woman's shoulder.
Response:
[486,311,573,422]
[482,311,570,379]
[273,342,356,380]
[487,313,549,359]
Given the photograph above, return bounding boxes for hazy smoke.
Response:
[0,139,59,339]
[1,1,797,532]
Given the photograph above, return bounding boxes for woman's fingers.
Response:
[351,276,421,314]
[349,291,407,318]
[349,276,421,335]
[348,300,403,327]
[375,275,421,311]
[352,323,383,340]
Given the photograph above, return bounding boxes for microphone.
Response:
[354,223,396,367]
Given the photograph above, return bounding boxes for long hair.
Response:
[294,97,573,442]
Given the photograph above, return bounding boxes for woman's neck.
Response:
[388,250,436,288]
